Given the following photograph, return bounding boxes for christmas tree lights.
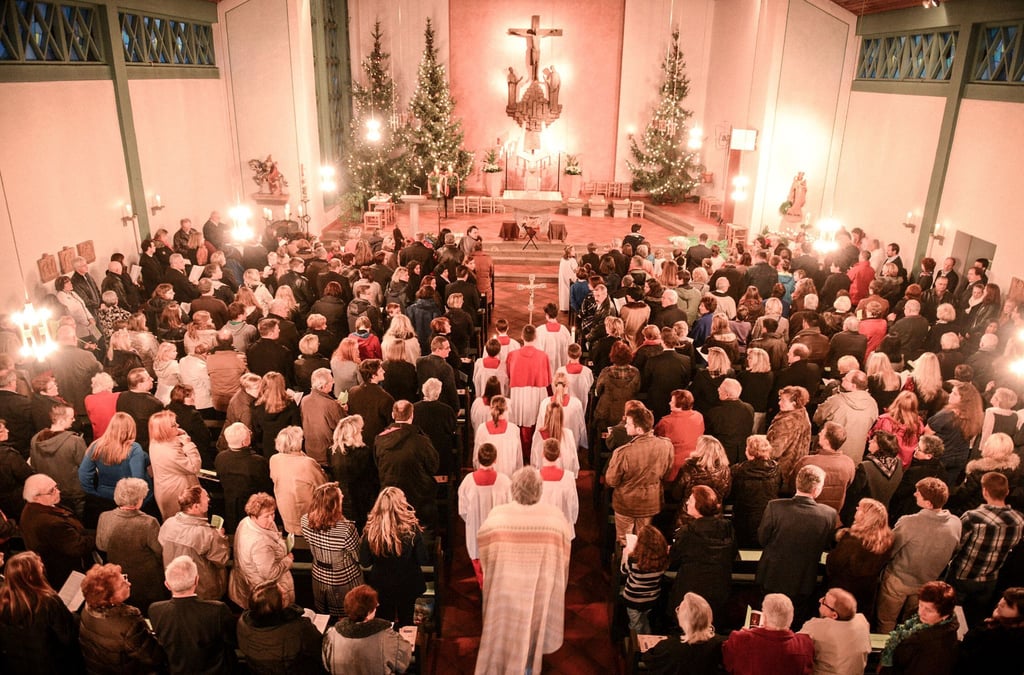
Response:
[627,28,703,204]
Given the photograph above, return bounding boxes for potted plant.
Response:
[481,148,503,197]
[563,154,583,200]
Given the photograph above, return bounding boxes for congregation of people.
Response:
[0,212,1024,674]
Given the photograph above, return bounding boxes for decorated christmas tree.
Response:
[345,20,411,204]
[627,28,703,204]
[407,18,473,191]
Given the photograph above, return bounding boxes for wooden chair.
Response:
[629,201,645,218]
[480,197,493,213]
[491,198,505,213]
[466,196,481,213]
[363,211,383,232]
[452,196,467,213]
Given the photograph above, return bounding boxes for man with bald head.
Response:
[20,473,95,586]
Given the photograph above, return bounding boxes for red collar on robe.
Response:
[486,420,508,434]
[540,466,564,481]
[497,335,511,345]
[482,356,500,368]
[565,363,583,374]
[549,394,570,407]
[473,469,498,485]
[545,322,562,332]
[539,429,551,440]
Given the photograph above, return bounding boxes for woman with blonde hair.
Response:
[907,351,948,419]
[658,259,679,289]
[156,303,186,355]
[330,337,362,399]
[474,395,522,477]
[230,492,295,609]
[380,338,419,403]
[672,435,732,507]
[330,415,378,530]
[642,591,725,673]
[269,425,326,535]
[703,314,740,365]
[926,381,984,485]
[183,310,217,355]
[949,432,1022,514]
[691,346,734,413]
[736,285,765,324]
[273,284,299,319]
[106,329,145,391]
[251,371,301,458]
[148,409,201,520]
[530,401,579,474]
[536,371,587,456]
[237,278,269,318]
[827,497,894,619]
[872,391,925,467]
[866,351,902,411]
[358,487,428,627]
[301,482,362,618]
[126,312,159,373]
[152,341,181,405]
[79,412,152,516]
[381,313,421,364]
[0,551,84,672]
[738,348,774,433]
[766,385,812,486]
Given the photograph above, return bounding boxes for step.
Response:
[495,271,559,284]
[643,204,697,237]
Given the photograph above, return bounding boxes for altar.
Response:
[501,189,564,242]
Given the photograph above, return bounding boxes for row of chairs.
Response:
[583,181,633,199]
[452,196,507,214]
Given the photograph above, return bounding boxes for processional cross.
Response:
[516,273,548,325]
[508,15,562,82]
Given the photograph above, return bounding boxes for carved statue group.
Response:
[506,15,564,150]
[248,155,289,195]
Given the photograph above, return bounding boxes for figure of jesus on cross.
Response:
[516,273,548,325]
[508,15,562,82]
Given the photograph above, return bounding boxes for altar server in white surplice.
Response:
[473,395,523,477]
[538,438,579,540]
[535,303,573,377]
[556,342,595,415]
[530,400,580,475]
[473,338,509,396]
[493,317,520,366]
[535,372,588,452]
[458,442,511,586]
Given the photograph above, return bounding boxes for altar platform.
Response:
[501,189,564,211]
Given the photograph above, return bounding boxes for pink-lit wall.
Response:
[0,81,132,310]
[129,78,235,234]
[448,0,625,191]
[936,98,1024,288]
[833,91,945,256]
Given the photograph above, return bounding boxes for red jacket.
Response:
[722,626,814,675]
[847,261,875,305]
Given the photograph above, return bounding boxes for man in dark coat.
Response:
[139,238,164,298]
[415,336,460,413]
[398,233,435,275]
[150,555,238,675]
[641,335,691,421]
[71,256,102,318]
[163,253,199,302]
[213,423,273,533]
[745,251,779,299]
[47,325,102,420]
[246,318,294,385]
[685,233,712,271]
[278,257,314,317]
[769,343,822,420]
[704,378,755,464]
[20,473,95,586]
[412,378,458,477]
[115,368,163,447]
[374,401,440,529]
[757,464,838,626]
[347,360,395,449]
[0,369,34,457]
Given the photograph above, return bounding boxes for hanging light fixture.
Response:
[1,173,55,361]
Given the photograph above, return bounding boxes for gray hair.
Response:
[421,377,442,402]
[91,371,115,394]
[663,289,679,304]
[761,593,794,630]
[510,466,543,505]
[274,425,304,454]
[164,555,199,594]
[101,290,119,305]
[843,315,860,332]
[222,422,251,449]
[310,367,333,392]
[803,293,819,311]
[114,477,150,507]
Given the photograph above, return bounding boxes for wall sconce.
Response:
[262,208,273,223]
[902,211,916,233]
[121,203,137,225]
[930,221,946,245]
[150,194,165,216]
[229,204,254,243]
[13,303,55,361]
[731,176,749,202]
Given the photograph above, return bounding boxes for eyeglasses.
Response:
[38,485,59,497]
[819,596,836,613]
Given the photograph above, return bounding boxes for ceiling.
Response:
[830,0,944,15]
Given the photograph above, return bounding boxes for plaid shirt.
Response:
[950,504,1024,582]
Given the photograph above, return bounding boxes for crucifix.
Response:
[508,15,562,82]
[516,273,548,325]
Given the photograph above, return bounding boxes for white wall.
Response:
[0,80,132,310]
[936,98,1024,288]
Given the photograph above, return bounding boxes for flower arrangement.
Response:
[481,148,502,173]
[564,154,582,176]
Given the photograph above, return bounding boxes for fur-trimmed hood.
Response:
[966,452,1020,475]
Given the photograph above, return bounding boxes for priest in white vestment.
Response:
[475,467,572,675]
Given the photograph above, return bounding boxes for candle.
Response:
[124,203,132,217]
[284,204,290,219]
[155,194,161,207]
[298,203,304,217]
[906,211,913,222]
